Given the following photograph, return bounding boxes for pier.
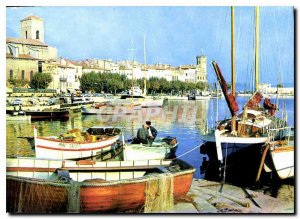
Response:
[165,179,294,213]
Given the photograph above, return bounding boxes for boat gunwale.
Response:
[36,134,119,144]
[7,164,195,187]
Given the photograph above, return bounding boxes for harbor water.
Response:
[6,97,294,186]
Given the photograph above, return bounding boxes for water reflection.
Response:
[6,97,294,181]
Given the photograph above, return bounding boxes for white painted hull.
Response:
[166,96,188,100]
[264,146,294,179]
[114,98,164,108]
[203,130,267,161]
[6,115,31,121]
[82,105,141,115]
[34,135,120,160]
[195,96,210,100]
[123,143,178,161]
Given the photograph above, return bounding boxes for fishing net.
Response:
[6,177,76,213]
[144,173,174,213]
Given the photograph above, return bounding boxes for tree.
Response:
[8,78,29,88]
[80,72,100,92]
[30,72,53,89]
[196,81,210,91]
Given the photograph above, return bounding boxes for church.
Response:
[6,15,58,87]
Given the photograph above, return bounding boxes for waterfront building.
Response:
[6,15,57,87]
[196,55,207,83]
[258,83,294,96]
[147,63,173,81]
[178,65,197,83]
[42,58,77,94]
[78,57,208,86]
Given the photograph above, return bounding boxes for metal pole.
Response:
[231,6,236,133]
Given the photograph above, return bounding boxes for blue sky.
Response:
[6,6,294,89]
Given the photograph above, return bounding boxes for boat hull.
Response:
[6,158,195,213]
[264,145,294,179]
[123,143,178,161]
[114,97,164,108]
[34,135,120,160]
[25,110,69,120]
[81,105,141,115]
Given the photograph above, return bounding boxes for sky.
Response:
[6,6,294,89]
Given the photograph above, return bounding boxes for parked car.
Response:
[11,99,23,106]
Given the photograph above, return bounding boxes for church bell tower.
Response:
[20,15,44,43]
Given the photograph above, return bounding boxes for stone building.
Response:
[196,55,207,82]
[6,15,57,86]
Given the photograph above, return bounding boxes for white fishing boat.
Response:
[123,137,178,161]
[33,126,121,160]
[115,95,164,108]
[81,102,141,115]
[195,91,211,100]
[263,139,294,179]
[6,113,31,122]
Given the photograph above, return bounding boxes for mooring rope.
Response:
[175,141,207,159]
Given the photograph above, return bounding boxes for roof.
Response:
[21,15,43,22]
[7,37,48,47]
[6,53,39,60]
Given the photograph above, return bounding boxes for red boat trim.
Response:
[36,135,118,143]
[36,142,115,151]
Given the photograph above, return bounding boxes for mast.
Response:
[255,6,259,91]
[143,33,147,96]
[128,39,136,95]
[231,6,237,133]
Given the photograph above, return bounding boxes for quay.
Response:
[163,179,294,213]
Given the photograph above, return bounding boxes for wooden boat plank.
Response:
[7,164,170,173]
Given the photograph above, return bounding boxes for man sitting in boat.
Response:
[136,121,158,145]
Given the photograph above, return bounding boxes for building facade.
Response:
[6,15,57,88]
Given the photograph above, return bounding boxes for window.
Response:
[36,30,39,39]
[38,61,43,73]
[30,71,33,80]
[21,70,25,80]
[25,31,28,39]
[10,70,13,80]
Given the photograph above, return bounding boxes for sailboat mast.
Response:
[255,6,260,91]
[129,39,136,94]
[231,6,237,133]
[143,33,147,96]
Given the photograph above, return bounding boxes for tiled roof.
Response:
[7,37,48,47]
[21,15,43,21]
[6,53,39,60]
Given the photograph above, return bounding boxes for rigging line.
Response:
[217,8,228,58]
[222,142,229,184]
[175,141,206,159]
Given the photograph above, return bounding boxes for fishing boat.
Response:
[200,7,289,185]
[24,108,70,120]
[115,94,164,108]
[81,101,141,115]
[6,157,195,213]
[33,126,121,160]
[6,110,31,121]
[195,91,211,100]
[263,138,294,179]
[123,137,179,161]
[6,114,31,122]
